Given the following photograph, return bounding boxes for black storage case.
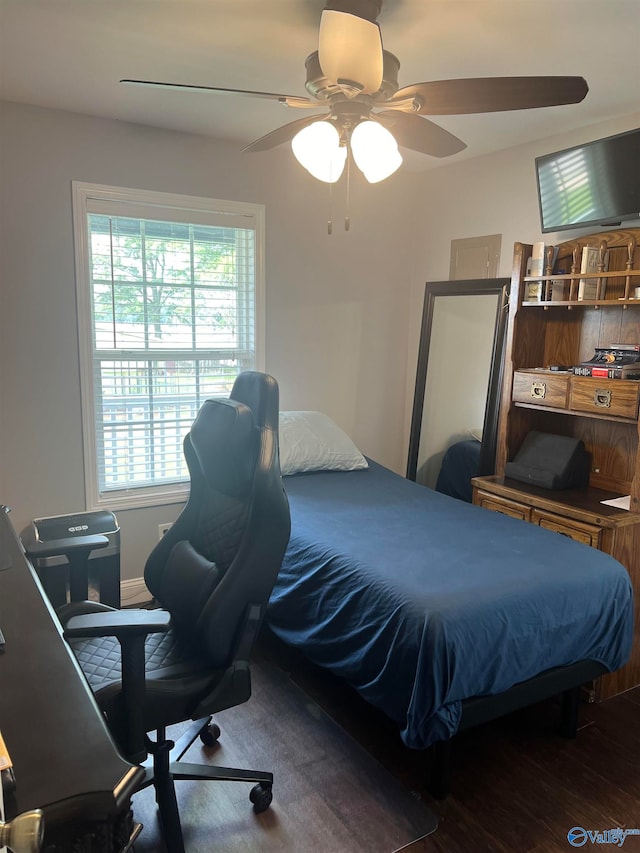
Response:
[504,431,591,490]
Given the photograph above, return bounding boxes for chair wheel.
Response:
[199,723,221,747]
[249,782,273,813]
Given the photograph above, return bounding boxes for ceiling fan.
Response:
[121,0,588,183]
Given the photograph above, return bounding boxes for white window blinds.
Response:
[73,183,265,509]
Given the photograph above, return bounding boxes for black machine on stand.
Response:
[21,511,120,609]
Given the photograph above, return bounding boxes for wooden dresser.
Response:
[472,228,640,700]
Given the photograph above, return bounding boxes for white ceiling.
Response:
[1,0,639,171]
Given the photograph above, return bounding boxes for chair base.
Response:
[138,717,274,853]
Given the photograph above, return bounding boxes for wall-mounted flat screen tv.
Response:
[535,127,640,233]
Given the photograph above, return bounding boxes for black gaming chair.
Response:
[60,371,291,853]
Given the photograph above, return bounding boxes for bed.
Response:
[267,413,634,793]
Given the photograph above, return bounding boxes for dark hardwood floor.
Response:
[131,649,438,853]
[260,630,640,852]
[132,627,640,852]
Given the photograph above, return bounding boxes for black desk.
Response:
[0,508,144,851]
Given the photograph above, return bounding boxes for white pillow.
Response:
[279,411,368,476]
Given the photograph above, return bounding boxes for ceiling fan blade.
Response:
[242,114,327,152]
[375,111,466,157]
[120,79,314,108]
[388,77,589,115]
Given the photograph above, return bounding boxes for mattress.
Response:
[267,460,633,749]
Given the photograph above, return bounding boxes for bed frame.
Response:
[429,659,607,798]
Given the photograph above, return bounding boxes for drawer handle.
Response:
[594,388,612,408]
[530,381,546,399]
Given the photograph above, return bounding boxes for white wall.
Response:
[0,100,420,579]
[1,101,638,582]
[402,112,640,461]
[413,114,640,282]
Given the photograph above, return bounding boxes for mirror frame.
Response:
[406,277,510,483]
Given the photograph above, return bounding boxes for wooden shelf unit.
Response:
[472,227,640,700]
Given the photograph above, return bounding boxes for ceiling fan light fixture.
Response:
[318,10,383,96]
[291,120,347,183]
[350,120,402,182]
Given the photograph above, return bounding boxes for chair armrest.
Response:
[64,608,171,641]
[57,600,116,627]
[25,534,110,559]
[64,609,171,764]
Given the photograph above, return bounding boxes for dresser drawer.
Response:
[531,509,601,547]
[513,371,569,408]
[569,377,640,419]
[474,490,532,521]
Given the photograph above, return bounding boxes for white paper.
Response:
[600,495,631,510]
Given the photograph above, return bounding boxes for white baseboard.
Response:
[120,576,153,606]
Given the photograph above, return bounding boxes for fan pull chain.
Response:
[345,151,351,231]
[328,177,333,235]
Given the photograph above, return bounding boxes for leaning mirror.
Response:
[406,278,509,500]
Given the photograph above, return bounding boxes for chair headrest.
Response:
[188,398,256,498]
[230,371,279,432]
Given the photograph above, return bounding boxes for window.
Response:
[73,183,265,509]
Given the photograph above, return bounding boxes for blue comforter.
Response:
[267,461,633,749]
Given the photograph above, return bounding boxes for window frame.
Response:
[72,181,265,511]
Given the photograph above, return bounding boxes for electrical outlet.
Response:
[158,522,172,541]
